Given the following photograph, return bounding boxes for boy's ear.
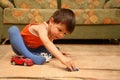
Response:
[49,17,54,24]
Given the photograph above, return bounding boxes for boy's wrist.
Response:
[57,54,66,64]
[59,55,70,65]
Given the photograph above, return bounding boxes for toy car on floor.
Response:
[11,56,34,66]
[66,67,79,72]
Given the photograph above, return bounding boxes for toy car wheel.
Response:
[23,62,27,66]
[11,61,16,65]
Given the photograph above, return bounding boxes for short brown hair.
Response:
[48,8,76,33]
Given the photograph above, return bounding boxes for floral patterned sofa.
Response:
[0,0,120,43]
[0,0,58,43]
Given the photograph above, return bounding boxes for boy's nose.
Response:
[59,33,65,38]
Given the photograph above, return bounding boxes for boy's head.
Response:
[48,8,76,33]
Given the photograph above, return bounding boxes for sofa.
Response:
[0,0,120,43]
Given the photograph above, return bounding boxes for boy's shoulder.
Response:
[29,22,48,32]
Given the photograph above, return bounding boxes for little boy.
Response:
[8,8,76,71]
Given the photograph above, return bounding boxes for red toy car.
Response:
[11,56,34,66]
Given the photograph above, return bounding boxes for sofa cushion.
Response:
[61,0,106,9]
[104,0,120,9]
[14,0,57,9]
[4,8,120,25]
[3,8,56,24]
[0,0,14,8]
[73,9,120,24]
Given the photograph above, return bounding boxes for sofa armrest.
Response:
[0,0,14,9]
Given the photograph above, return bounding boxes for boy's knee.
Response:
[8,26,19,34]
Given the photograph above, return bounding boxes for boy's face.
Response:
[49,22,68,40]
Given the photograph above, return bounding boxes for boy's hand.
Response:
[60,56,76,71]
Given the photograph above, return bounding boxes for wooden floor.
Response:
[0,44,120,80]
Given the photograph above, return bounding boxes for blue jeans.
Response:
[8,26,54,64]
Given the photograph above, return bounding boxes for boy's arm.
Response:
[33,25,76,71]
[41,35,76,71]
